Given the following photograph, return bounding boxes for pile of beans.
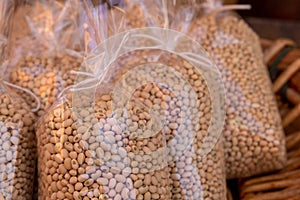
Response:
[36,49,226,200]
[0,85,36,200]
[9,54,82,117]
[188,13,286,178]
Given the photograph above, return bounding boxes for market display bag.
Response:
[0,1,37,199]
[36,0,227,199]
[8,0,82,117]
[0,78,37,200]
[173,0,287,178]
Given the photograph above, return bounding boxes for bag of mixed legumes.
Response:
[8,0,82,117]
[0,0,15,68]
[36,0,227,199]
[0,2,37,199]
[0,2,38,199]
[0,78,37,200]
[175,0,286,178]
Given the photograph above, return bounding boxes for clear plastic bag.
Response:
[8,0,82,117]
[0,81,36,200]
[36,1,227,199]
[0,0,15,68]
[0,2,37,199]
[181,1,286,178]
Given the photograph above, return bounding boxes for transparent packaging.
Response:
[8,0,82,117]
[180,1,287,178]
[0,2,36,199]
[37,27,226,200]
[0,0,15,68]
[0,81,36,200]
[36,1,227,199]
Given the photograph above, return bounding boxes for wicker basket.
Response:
[261,38,300,128]
[239,38,300,200]
[227,187,233,200]
[239,130,300,200]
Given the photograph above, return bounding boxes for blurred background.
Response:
[226,0,300,44]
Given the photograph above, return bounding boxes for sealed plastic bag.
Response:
[82,2,227,200]
[179,1,286,178]
[0,2,38,199]
[0,0,15,68]
[0,76,36,200]
[8,0,82,117]
[0,82,36,200]
[0,2,37,199]
[36,1,227,199]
